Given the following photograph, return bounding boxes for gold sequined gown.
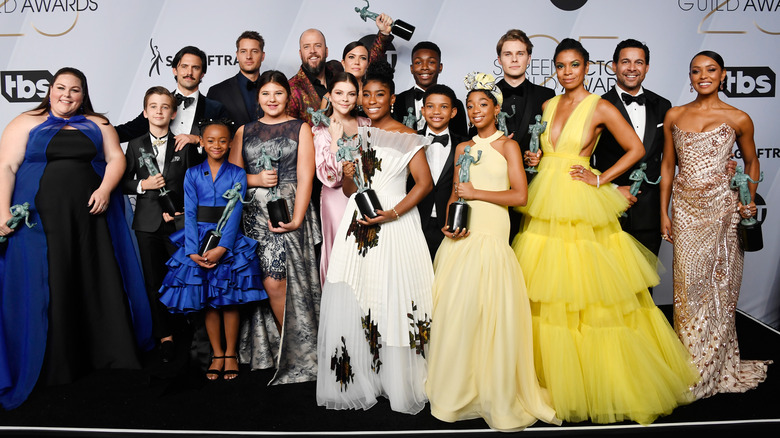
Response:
[671,123,771,399]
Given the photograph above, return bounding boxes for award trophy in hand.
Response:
[620,162,661,218]
[402,107,421,129]
[730,165,764,251]
[526,114,546,173]
[199,182,254,255]
[447,145,482,232]
[496,104,515,136]
[0,202,36,243]
[138,148,178,215]
[307,99,331,128]
[256,145,291,227]
[340,135,383,220]
[354,0,415,41]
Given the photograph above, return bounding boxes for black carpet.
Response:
[1,306,778,437]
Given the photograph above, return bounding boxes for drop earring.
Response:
[690,83,694,93]
[720,80,725,91]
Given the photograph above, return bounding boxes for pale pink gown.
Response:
[313,117,371,285]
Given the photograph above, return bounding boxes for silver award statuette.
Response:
[198,182,254,256]
[256,146,291,227]
[730,166,764,251]
[0,202,36,243]
[526,114,546,174]
[447,145,482,232]
[496,104,515,137]
[341,135,382,220]
[354,0,415,41]
[138,148,177,215]
[620,162,661,218]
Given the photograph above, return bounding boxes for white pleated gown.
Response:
[316,127,434,415]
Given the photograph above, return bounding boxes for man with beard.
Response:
[115,46,227,150]
[288,15,393,125]
[208,31,266,127]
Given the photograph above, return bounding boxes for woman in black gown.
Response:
[0,67,152,410]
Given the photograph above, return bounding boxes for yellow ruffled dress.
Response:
[511,94,699,424]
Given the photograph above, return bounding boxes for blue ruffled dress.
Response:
[159,161,266,313]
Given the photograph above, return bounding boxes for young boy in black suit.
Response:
[392,41,468,137]
[407,84,465,260]
[121,86,201,363]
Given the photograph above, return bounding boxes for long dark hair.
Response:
[256,70,292,110]
[325,71,360,118]
[342,41,367,60]
[32,67,108,122]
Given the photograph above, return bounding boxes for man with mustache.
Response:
[287,15,393,126]
[116,46,228,150]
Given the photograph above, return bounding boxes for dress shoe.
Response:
[160,340,175,363]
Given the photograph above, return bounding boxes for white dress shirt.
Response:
[171,88,200,136]
[615,84,646,142]
[424,127,452,217]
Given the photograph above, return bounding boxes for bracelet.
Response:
[392,207,400,220]
[596,175,600,188]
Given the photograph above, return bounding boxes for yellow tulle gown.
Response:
[426,130,560,431]
[511,94,699,424]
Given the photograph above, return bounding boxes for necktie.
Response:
[413,88,424,101]
[621,92,646,106]
[175,93,195,109]
[428,133,449,146]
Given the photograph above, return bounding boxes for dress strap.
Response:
[471,130,503,145]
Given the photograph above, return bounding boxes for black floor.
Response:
[1,306,778,437]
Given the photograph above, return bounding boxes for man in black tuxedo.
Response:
[121,87,201,362]
[207,31,265,128]
[115,46,228,148]
[494,29,555,243]
[591,39,671,257]
[392,41,467,138]
[407,84,465,260]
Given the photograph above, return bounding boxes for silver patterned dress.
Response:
[671,123,771,399]
[238,119,322,385]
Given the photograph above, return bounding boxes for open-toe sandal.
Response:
[206,355,226,381]
[222,355,239,381]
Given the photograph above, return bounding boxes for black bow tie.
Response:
[413,88,424,101]
[621,92,646,106]
[246,79,261,91]
[428,133,449,146]
[502,84,525,99]
[175,93,195,109]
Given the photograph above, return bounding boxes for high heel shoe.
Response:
[222,355,239,381]
[206,356,225,381]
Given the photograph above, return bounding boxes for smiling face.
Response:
[143,93,176,131]
[555,49,588,92]
[49,73,84,118]
[422,93,456,133]
[614,47,649,93]
[498,40,531,82]
[237,38,265,76]
[689,54,726,96]
[173,53,204,93]
[200,124,231,162]
[299,29,328,76]
[258,82,289,117]
[466,91,500,130]
[410,48,442,90]
[361,80,394,122]
[330,80,358,117]
[342,46,369,79]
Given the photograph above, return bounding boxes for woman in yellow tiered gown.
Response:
[426,73,559,431]
[512,39,699,425]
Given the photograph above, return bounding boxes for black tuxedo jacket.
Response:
[122,133,201,233]
[504,81,555,155]
[591,87,671,232]
[392,87,468,138]
[207,73,263,128]
[407,130,466,234]
[115,92,228,143]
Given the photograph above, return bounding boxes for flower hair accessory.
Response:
[464,72,503,107]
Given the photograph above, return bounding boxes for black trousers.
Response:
[135,222,178,340]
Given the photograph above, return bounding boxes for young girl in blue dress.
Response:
[159,119,266,380]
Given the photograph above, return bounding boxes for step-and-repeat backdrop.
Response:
[2,0,778,327]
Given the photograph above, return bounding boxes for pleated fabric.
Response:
[512,94,699,424]
[317,127,434,414]
[426,132,560,431]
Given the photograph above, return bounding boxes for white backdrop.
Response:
[1,0,778,327]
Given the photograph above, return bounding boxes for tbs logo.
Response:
[2,71,53,103]
[723,67,775,98]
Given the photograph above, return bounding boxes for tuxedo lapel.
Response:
[191,97,206,135]
[229,76,252,122]
[607,89,632,126]
[641,95,660,161]
[162,133,177,179]
[138,135,155,177]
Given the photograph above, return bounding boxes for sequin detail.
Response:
[671,123,771,399]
